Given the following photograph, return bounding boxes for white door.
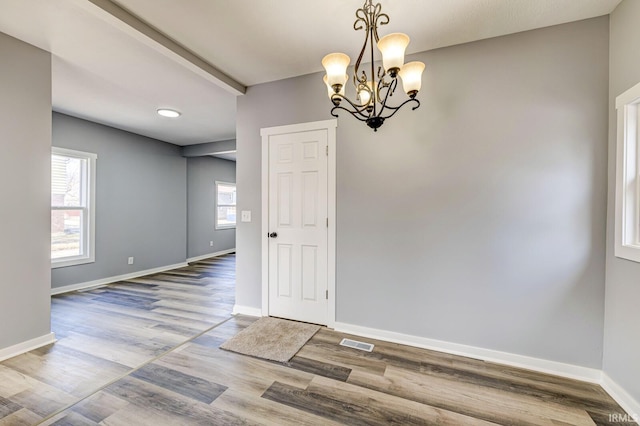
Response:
[267,129,328,325]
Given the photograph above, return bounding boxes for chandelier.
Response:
[322,0,425,131]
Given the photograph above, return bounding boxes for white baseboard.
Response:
[0,332,56,362]
[187,248,236,263]
[333,322,602,384]
[51,262,189,295]
[601,373,640,420]
[232,305,262,317]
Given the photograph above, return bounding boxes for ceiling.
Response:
[0,0,622,146]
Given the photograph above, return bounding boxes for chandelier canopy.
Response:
[322,0,425,131]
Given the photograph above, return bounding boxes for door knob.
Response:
[269,232,278,238]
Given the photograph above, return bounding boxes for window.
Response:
[51,147,97,268]
[216,181,236,229]
[615,81,640,263]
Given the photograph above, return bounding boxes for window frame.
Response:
[615,81,640,263]
[51,147,97,268]
[215,180,236,230]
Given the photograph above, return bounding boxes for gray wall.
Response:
[51,113,187,289]
[187,156,236,258]
[236,70,328,311]
[603,0,640,403]
[0,33,52,349]
[237,17,609,367]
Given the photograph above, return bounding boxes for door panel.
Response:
[301,245,318,301]
[277,244,292,297]
[277,173,293,227]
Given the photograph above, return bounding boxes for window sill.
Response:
[51,256,95,269]
[615,244,640,264]
[215,225,237,230]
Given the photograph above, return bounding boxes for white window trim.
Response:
[51,147,97,269]
[215,180,236,230]
[615,81,640,263]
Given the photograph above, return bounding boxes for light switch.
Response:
[241,210,251,222]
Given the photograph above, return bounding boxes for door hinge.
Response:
[326,145,328,156]
[326,217,328,227]
[326,290,328,299]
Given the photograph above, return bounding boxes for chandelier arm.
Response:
[353,2,369,31]
[371,3,389,43]
[377,98,421,120]
[331,94,373,119]
[377,77,397,111]
[369,11,378,116]
[353,1,373,87]
[330,105,370,122]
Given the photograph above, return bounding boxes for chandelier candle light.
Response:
[322,0,425,131]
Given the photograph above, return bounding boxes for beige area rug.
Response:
[220,317,321,363]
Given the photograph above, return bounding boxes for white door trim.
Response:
[261,119,337,327]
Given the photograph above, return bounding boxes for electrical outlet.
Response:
[128,257,134,265]
[210,241,213,247]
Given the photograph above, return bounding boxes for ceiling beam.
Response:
[181,139,236,157]
[70,0,246,95]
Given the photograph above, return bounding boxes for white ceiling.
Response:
[0,0,622,146]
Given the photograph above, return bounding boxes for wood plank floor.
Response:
[0,253,636,425]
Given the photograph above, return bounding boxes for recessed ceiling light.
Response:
[157,108,181,118]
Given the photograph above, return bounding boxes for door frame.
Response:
[260,119,337,328]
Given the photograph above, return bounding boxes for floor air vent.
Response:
[339,338,374,352]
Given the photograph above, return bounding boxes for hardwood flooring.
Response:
[0,253,636,425]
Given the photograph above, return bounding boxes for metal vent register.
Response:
[339,338,374,352]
